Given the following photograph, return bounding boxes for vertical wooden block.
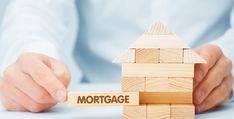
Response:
[160,48,183,63]
[145,77,169,92]
[183,49,206,63]
[147,104,170,119]
[123,105,146,119]
[113,49,135,63]
[171,104,195,119]
[135,48,159,63]
[169,78,193,92]
[145,77,193,92]
[122,77,145,92]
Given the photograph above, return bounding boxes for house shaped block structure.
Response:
[113,21,206,119]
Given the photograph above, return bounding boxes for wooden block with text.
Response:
[135,48,159,63]
[171,104,195,119]
[147,104,170,119]
[122,77,145,92]
[160,48,183,63]
[67,92,139,106]
[123,105,146,119]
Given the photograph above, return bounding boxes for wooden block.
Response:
[129,35,190,49]
[160,48,183,63]
[169,77,193,92]
[183,49,206,64]
[139,92,192,104]
[135,48,159,63]
[147,104,170,119]
[145,77,193,92]
[144,21,174,35]
[171,104,195,119]
[123,105,146,119]
[145,77,169,92]
[113,49,135,63]
[122,64,194,77]
[67,92,139,106]
[122,77,145,92]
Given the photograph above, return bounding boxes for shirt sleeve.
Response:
[211,5,234,102]
[0,0,78,77]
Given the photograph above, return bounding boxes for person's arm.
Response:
[0,0,77,76]
[0,0,77,112]
[193,6,234,112]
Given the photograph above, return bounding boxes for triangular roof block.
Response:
[144,21,174,35]
[113,21,206,64]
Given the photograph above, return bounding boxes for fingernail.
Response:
[56,89,66,102]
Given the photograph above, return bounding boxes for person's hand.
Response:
[0,53,71,112]
[193,44,233,113]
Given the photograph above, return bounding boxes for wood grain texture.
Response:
[144,21,174,35]
[122,77,145,92]
[129,35,190,49]
[139,92,192,104]
[171,104,195,119]
[113,49,135,63]
[67,92,139,106]
[160,48,183,63]
[145,77,169,92]
[147,104,170,119]
[123,105,146,119]
[122,64,194,77]
[135,48,159,63]
[169,77,193,92]
[145,77,193,92]
[183,49,206,64]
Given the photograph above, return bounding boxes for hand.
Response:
[0,53,71,112]
[193,44,233,113]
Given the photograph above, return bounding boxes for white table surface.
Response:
[0,83,233,119]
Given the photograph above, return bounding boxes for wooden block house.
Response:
[113,21,206,119]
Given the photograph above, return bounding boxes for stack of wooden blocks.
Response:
[114,21,206,119]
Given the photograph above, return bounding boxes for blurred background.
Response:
[0,0,9,26]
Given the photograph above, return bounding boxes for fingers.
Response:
[0,80,26,111]
[194,56,232,104]
[194,45,223,88]
[49,58,71,88]
[1,80,55,112]
[195,75,233,113]
[3,64,56,103]
[16,54,67,102]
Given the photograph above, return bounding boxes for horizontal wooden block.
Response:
[139,92,192,104]
[160,48,183,63]
[122,77,145,92]
[145,77,169,92]
[123,105,146,119]
[135,48,159,63]
[145,77,193,92]
[122,64,194,77]
[183,49,206,64]
[169,77,193,92]
[129,35,190,49]
[147,104,170,119]
[67,92,139,106]
[171,104,195,119]
[113,49,135,63]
